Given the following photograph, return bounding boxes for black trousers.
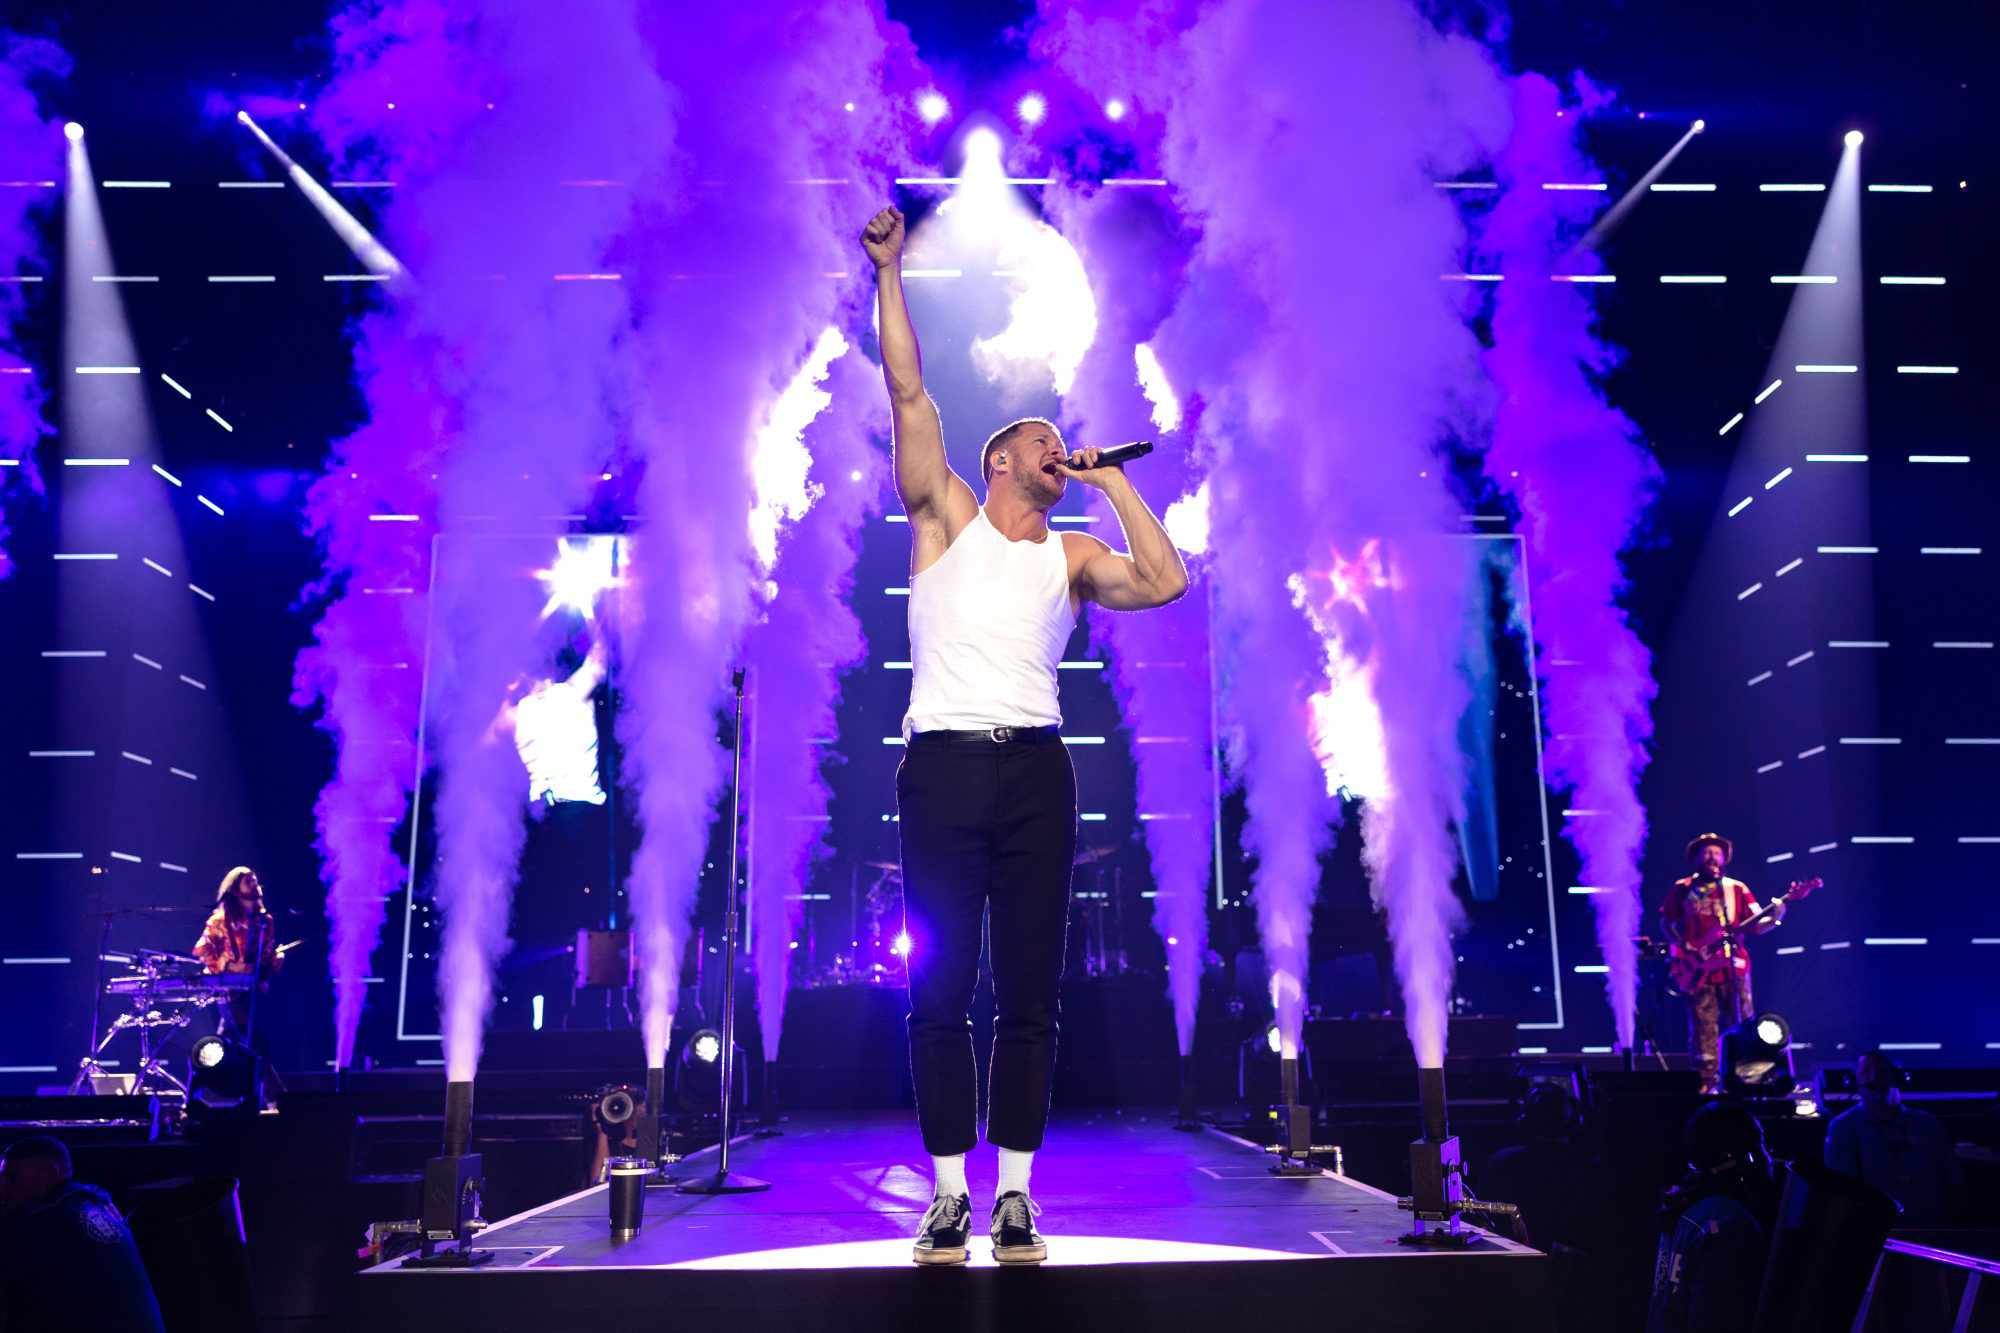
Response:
[898,732,1076,1156]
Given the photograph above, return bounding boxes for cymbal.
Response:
[1072,844,1118,866]
[861,860,903,873]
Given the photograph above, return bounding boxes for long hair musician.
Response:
[192,865,285,1046]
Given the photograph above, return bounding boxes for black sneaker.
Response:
[990,1191,1046,1264]
[913,1192,971,1266]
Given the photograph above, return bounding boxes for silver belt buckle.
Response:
[989,726,1013,743]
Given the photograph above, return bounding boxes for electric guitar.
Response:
[1667,877,1821,995]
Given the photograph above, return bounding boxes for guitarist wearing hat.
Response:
[1661,833,1799,1094]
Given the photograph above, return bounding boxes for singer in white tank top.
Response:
[903,509,1075,739]
[864,203,1190,1262]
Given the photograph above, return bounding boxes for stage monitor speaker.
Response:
[575,929,632,989]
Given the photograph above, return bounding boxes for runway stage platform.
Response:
[353,1110,1551,1332]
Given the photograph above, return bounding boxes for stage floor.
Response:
[354,1110,1551,1331]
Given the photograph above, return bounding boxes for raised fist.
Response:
[860,207,905,269]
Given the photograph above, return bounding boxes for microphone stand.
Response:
[675,669,769,1195]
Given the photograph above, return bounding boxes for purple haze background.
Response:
[1478,74,1658,1048]
[303,3,916,1076]
[0,33,66,580]
[609,8,918,1072]
[308,0,677,1078]
[1043,180,1214,1054]
[290,333,442,1070]
[745,348,890,1063]
[1041,0,1532,1067]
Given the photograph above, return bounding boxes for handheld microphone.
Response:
[1064,440,1154,470]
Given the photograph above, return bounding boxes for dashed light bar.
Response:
[159,374,191,399]
[1851,836,1915,844]
[1760,183,1826,192]
[1747,670,1773,686]
[1737,582,1763,601]
[1896,365,1959,374]
[197,495,224,516]
[1765,467,1793,490]
[1806,454,1868,462]
[1866,184,1932,193]
[1920,547,1981,555]
[1776,560,1804,578]
[1879,276,1945,285]
[1754,379,1783,404]
[1771,275,1837,284]
[1909,455,1969,464]
[1727,496,1753,518]
[1660,274,1727,283]
[1717,412,1744,437]
[74,366,140,374]
[1817,545,1878,554]
[1795,364,1858,373]
[1649,183,1716,192]
[1798,746,1827,759]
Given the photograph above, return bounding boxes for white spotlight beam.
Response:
[235,111,405,282]
[1582,120,1705,250]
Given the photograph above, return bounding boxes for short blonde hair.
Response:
[980,417,1060,483]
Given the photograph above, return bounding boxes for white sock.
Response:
[932,1154,967,1200]
[996,1148,1033,1199]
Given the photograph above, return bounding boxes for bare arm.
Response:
[861,207,974,526]
[1060,450,1190,611]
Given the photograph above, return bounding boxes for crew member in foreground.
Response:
[863,205,1189,1265]
[1660,834,1783,1095]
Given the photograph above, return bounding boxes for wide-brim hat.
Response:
[1685,832,1733,865]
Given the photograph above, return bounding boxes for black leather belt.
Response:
[910,726,1062,745]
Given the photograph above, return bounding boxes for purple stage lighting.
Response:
[0,31,69,581]
[62,120,81,141]
[917,90,950,124]
[1017,93,1047,125]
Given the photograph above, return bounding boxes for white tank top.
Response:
[903,510,1076,738]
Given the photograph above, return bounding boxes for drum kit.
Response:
[71,947,257,1099]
